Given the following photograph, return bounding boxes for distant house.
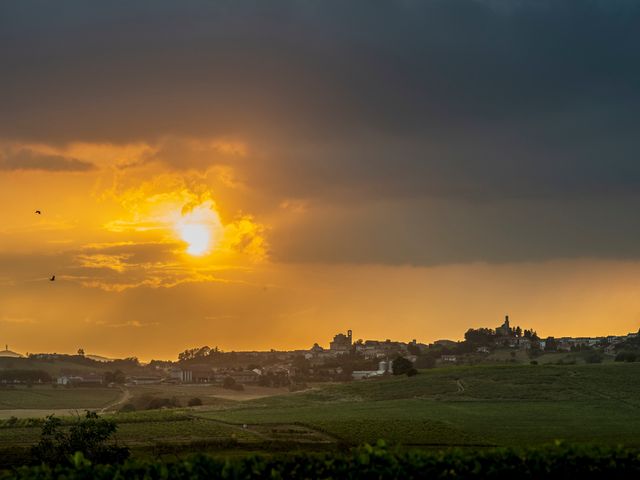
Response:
[434,340,457,348]
[129,376,162,385]
[440,355,457,363]
[496,316,512,336]
[190,365,216,383]
[352,360,393,380]
[169,368,193,383]
[57,374,102,386]
[305,343,325,360]
[226,370,260,384]
[352,370,380,380]
[170,365,215,383]
[329,331,352,354]
[476,346,490,354]
[518,338,532,350]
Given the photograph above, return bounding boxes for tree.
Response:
[392,356,414,376]
[223,376,239,389]
[31,411,129,466]
[545,337,557,351]
[585,352,603,364]
[464,328,495,346]
[515,326,523,338]
[414,355,436,369]
[615,352,637,363]
[77,348,85,356]
[407,343,421,356]
[104,370,126,384]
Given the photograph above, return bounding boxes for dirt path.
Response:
[100,387,131,413]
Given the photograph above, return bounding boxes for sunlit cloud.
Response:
[85,318,159,328]
[101,173,267,260]
[0,316,36,324]
[76,253,134,273]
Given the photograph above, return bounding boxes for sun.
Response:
[179,223,211,256]
[174,201,224,256]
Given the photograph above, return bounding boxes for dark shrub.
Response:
[392,356,414,376]
[30,411,129,466]
[188,397,203,407]
[585,352,604,364]
[146,397,180,410]
[615,351,637,362]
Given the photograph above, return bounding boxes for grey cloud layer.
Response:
[0,148,95,171]
[2,0,640,263]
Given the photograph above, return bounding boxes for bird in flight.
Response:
[49,275,56,282]
[35,210,41,215]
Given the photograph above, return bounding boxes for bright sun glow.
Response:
[174,201,224,256]
[179,223,211,255]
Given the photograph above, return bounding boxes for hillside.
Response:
[195,363,640,447]
[1,363,639,465]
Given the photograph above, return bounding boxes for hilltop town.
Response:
[1,316,639,390]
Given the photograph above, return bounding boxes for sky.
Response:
[1,0,640,360]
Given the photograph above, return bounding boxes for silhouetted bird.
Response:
[35,210,41,215]
[49,275,55,282]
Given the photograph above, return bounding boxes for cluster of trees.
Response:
[119,393,182,412]
[0,369,51,384]
[102,370,125,384]
[177,346,222,362]
[222,376,244,391]
[464,326,539,347]
[257,372,289,387]
[615,352,639,362]
[613,331,640,362]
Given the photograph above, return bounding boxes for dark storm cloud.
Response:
[2,0,640,263]
[271,196,640,266]
[0,148,95,171]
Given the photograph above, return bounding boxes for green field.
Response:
[0,387,120,410]
[193,363,640,447]
[1,363,639,463]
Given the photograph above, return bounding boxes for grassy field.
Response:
[1,362,639,462]
[125,384,289,407]
[193,363,640,447]
[0,386,120,410]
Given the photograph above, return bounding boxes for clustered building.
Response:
[2,319,639,386]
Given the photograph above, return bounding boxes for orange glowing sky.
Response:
[1,1,640,360]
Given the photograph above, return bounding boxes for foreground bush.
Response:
[30,411,129,466]
[4,442,640,479]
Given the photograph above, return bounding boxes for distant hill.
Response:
[202,362,640,448]
[0,349,23,358]
[85,354,114,362]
